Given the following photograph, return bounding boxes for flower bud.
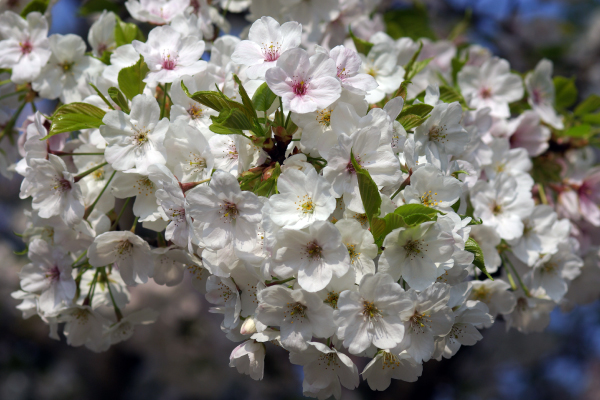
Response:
[240,316,257,335]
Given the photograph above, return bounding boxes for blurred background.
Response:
[2,0,600,399]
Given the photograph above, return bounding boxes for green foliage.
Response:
[350,151,382,228]
[20,0,49,17]
[118,56,149,100]
[554,76,577,109]
[79,0,119,15]
[574,94,600,116]
[398,114,428,131]
[114,17,145,47]
[210,108,254,133]
[384,5,436,41]
[45,103,106,138]
[439,86,468,107]
[530,155,562,185]
[450,52,469,86]
[399,104,433,119]
[253,163,281,196]
[107,87,130,113]
[465,237,493,280]
[349,28,373,55]
[252,83,278,112]
[563,124,592,138]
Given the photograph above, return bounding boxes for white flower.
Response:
[152,247,192,286]
[100,93,169,174]
[360,42,404,103]
[102,44,140,84]
[57,306,108,351]
[132,25,206,83]
[230,340,266,380]
[266,48,341,114]
[504,292,556,334]
[0,11,51,83]
[21,155,85,226]
[326,45,377,95]
[335,219,378,284]
[208,134,262,176]
[110,171,161,222]
[508,205,570,266]
[334,273,412,355]
[186,170,264,250]
[323,125,400,213]
[471,173,535,240]
[19,239,76,314]
[494,110,551,157]
[398,283,454,363]
[433,282,493,360]
[361,351,422,391]
[289,341,359,399]
[469,225,502,273]
[87,11,116,57]
[458,57,524,118]
[414,101,469,169]
[32,34,104,103]
[483,138,532,181]
[106,308,159,345]
[403,164,462,213]
[293,94,368,159]
[255,285,336,351]
[88,231,155,286]
[381,221,455,291]
[469,279,517,323]
[205,275,242,329]
[169,74,219,135]
[125,0,189,24]
[273,220,349,292]
[526,240,583,302]
[525,59,563,129]
[268,167,336,230]
[231,16,302,79]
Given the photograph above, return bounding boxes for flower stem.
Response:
[73,162,108,182]
[102,268,123,321]
[72,249,88,267]
[391,170,412,200]
[161,83,170,119]
[0,89,26,101]
[84,170,116,220]
[265,277,295,287]
[110,197,132,231]
[52,151,105,156]
[537,183,548,205]
[502,253,530,297]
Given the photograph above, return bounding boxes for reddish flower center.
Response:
[162,53,177,70]
[261,42,281,62]
[20,40,33,55]
[292,79,308,96]
[46,265,61,282]
[479,87,492,99]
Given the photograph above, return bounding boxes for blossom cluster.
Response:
[2,0,600,397]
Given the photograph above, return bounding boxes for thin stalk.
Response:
[83,269,100,306]
[53,152,105,156]
[130,216,139,233]
[0,89,26,101]
[279,97,285,126]
[265,277,295,287]
[391,171,412,200]
[538,183,548,205]
[72,249,88,267]
[102,268,123,321]
[160,83,170,119]
[284,109,292,129]
[74,162,108,182]
[84,170,116,219]
[503,254,530,297]
[110,197,132,231]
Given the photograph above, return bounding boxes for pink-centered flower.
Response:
[265,48,341,114]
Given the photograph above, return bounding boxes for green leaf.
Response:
[350,151,381,228]
[465,237,493,280]
[564,124,592,138]
[398,114,428,131]
[582,113,600,125]
[574,94,600,116]
[252,82,278,112]
[20,0,49,16]
[349,28,373,55]
[118,56,149,100]
[402,41,423,81]
[451,198,461,213]
[211,108,254,131]
[394,203,440,219]
[45,103,106,138]
[439,86,467,107]
[451,53,469,85]
[371,213,406,245]
[553,76,577,109]
[233,74,257,119]
[254,163,281,196]
[107,87,130,113]
[114,17,145,47]
[399,104,433,119]
[78,0,119,15]
[405,58,431,81]
[97,50,112,65]
[181,81,254,120]
[403,213,435,226]
[384,5,436,41]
